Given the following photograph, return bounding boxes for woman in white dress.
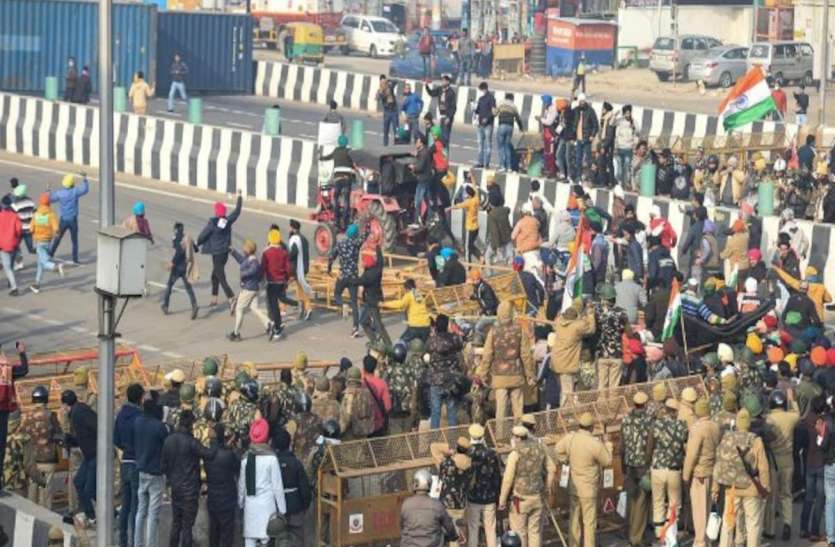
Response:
[238,418,287,546]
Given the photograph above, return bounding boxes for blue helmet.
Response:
[133,202,145,216]
[541,94,553,106]
[337,134,349,147]
[440,247,455,260]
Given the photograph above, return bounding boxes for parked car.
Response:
[389,40,458,81]
[650,34,722,82]
[341,15,404,57]
[747,41,814,87]
[689,45,749,88]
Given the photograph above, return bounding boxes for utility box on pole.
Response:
[96,227,148,297]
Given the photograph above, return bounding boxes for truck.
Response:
[250,0,348,52]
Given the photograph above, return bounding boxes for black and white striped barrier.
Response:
[0,92,319,209]
[254,60,794,141]
[0,493,78,546]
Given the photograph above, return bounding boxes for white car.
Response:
[341,15,404,58]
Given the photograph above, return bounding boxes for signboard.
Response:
[340,493,411,543]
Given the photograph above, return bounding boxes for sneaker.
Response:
[782,525,791,541]
[29,285,40,294]
[160,304,169,315]
[57,263,65,278]
[191,306,199,320]
[273,324,285,339]
[304,309,312,321]
[13,260,23,272]
[8,289,18,297]
[350,328,362,338]
[226,332,241,342]
[71,260,82,267]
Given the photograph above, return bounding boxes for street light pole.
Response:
[821,0,830,126]
[96,0,116,544]
[752,0,758,44]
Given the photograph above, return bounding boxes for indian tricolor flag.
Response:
[661,278,682,341]
[560,220,587,313]
[719,67,777,131]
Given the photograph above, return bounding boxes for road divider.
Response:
[254,60,793,141]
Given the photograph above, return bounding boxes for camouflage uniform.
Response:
[290,411,323,476]
[225,398,257,449]
[338,374,375,441]
[382,354,421,434]
[311,391,340,424]
[738,363,764,399]
[709,392,723,416]
[621,408,653,546]
[292,369,315,395]
[4,412,30,495]
[26,405,61,509]
[264,383,300,428]
[439,455,470,511]
[650,415,689,536]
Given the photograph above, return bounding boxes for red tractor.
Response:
[310,151,446,257]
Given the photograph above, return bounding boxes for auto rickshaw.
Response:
[280,22,324,64]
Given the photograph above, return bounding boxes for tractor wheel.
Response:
[314,224,337,257]
[365,201,397,253]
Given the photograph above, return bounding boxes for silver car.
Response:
[747,41,814,87]
[650,34,722,82]
[689,46,749,88]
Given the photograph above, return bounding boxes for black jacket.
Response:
[647,246,676,290]
[645,288,671,340]
[203,442,239,513]
[413,146,434,183]
[427,85,456,118]
[160,430,216,498]
[438,257,466,287]
[320,146,354,170]
[158,387,180,411]
[288,232,310,275]
[472,279,498,316]
[475,93,496,127]
[171,233,198,274]
[276,449,312,516]
[134,414,168,475]
[197,195,242,256]
[572,105,598,142]
[67,402,97,459]
[350,247,383,305]
[784,292,821,329]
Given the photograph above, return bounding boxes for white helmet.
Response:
[412,469,432,492]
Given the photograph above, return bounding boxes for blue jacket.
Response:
[231,249,262,291]
[134,414,168,475]
[401,93,424,118]
[114,403,142,462]
[49,179,89,219]
[197,195,242,256]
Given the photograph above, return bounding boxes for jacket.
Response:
[614,116,640,151]
[67,402,97,459]
[427,85,456,118]
[73,71,92,104]
[401,93,424,118]
[473,279,498,315]
[615,279,644,325]
[350,247,383,305]
[114,403,142,462]
[774,267,832,322]
[572,105,599,142]
[276,449,312,516]
[512,215,541,254]
[548,210,575,250]
[413,146,434,183]
[647,246,675,290]
[624,239,644,280]
[382,290,431,327]
[400,493,456,547]
[160,430,216,497]
[720,231,749,272]
[170,61,189,82]
[438,257,466,287]
[426,332,464,386]
[320,146,354,170]
[197,195,242,255]
[486,206,512,251]
[28,204,57,244]
[261,244,291,284]
[232,249,263,291]
[288,233,310,276]
[0,210,22,252]
[475,93,497,126]
[134,413,168,475]
[683,417,720,481]
[496,100,523,129]
[551,308,596,374]
[128,80,153,109]
[48,178,89,220]
[553,429,611,498]
[478,303,533,389]
[203,442,240,513]
[718,169,747,205]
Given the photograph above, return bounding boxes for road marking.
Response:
[148,281,181,293]
[162,351,184,359]
[139,344,161,352]
[69,326,88,334]
[227,122,252,129]
[0,159,318,224]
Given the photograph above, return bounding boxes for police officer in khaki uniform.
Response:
[621,392,652,547]
[713,392,738,433]
[683,398,720,547]
[763,389,800,540]
[499,425,556,547]
[554,412,612,547]
[649,399,688,537]
[476,302,535,428]
[292,352,315,395]
[678,387,698,429]
[711,408,770,547]
[311,375,340,423]
[647,383,667,419]
[26,386,61,509]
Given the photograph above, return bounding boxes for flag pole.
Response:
[679,310,691,374]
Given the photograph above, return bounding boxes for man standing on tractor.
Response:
[426,75,456,146]
[328,223,368,338]
[411,135,434,225]
[320,135,356,231]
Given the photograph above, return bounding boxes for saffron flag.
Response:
[561,220,587,312]
[661,278,682,341]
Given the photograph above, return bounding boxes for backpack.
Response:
[351,387,376,437]
[419,34,432,55]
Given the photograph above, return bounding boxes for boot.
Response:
[782,524,791,541]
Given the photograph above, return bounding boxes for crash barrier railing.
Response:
[561,374,707,409]
[657,131,790,163]
[424,272,527,316]
[318,398,630,547]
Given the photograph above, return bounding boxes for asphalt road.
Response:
[0,151,402,365]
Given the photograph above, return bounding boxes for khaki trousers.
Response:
[27,463,56,510]
[448,508,465,547]
[625,467,650,546]
[651,469,682,536]
[509,495,542,547]
[719,494,764,547]
[467,502,497,547]
[690,477,711,547]
[596,358,622,391]
[292,277,311,309]
[559,374,575,406]
[233,288,259,334]
[569,496,597,547]
[764,456,793,535]
[495,388,524,440]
